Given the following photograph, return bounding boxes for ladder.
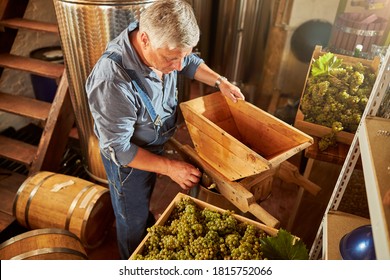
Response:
[0,0,74,175]
[309,47,390,259]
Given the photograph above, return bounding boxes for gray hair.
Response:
[139,0,200,49]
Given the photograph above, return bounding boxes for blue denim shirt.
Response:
[86,21,204,166]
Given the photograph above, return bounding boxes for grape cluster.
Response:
[132,197,269,260]
[301,56,376,151]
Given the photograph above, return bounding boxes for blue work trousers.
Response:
[101,152,156,260]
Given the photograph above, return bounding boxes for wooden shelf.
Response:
[323,210,370,260]
[0,18,59,34]
[359,116,390,259]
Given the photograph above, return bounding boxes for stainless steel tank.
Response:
[53,0,155,183]
[211,0,271,102]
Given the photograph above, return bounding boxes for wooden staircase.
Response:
[0,0,74,176]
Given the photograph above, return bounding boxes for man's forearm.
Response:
[126,147,171,176]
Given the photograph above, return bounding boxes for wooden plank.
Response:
[0,135,37,166]
[29,73,75,175]
[0,92,51,122]
[295,109,354,145]
[0,53,64,79]
[304,136,363,169]
[276,161,321,196]
[227,97,313,157]
[0,18,58,34]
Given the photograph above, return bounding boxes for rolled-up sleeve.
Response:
[179,53,204,78]
[86,71,139,166]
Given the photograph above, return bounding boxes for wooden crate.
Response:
[294,45,380,145]
[180,92,313,181]
[129,192,279,259]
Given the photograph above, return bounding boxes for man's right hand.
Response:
[165,159,202,191]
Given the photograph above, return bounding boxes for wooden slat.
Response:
[0,212,15,233]
[0,53,64,79]
[304,137,362,169]
[0,135,37,166]
[29,73,75,175]
[0,92,51,121]
[0,18,58,34]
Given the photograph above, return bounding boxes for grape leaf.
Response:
[260,229,309,260]
[311,52,343,77]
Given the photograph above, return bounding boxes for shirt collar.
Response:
[122,21,156,79]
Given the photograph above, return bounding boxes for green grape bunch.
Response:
[300,52,377,151]
[132,197,270,260]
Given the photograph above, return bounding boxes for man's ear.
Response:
[140,32,150,48]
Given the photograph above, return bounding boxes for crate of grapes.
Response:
[180,91,313,181]
[294,45,380,149]
[130,193,308,260]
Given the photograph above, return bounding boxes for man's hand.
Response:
[165,159,202,190]
[219,80,245,103]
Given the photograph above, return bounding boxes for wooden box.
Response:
[129,192,279,259]
[180,91,313,181]
[294,45,380,145]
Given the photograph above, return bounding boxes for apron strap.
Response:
[102,51,162,127]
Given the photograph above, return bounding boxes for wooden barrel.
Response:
[13,171,115,249]
[0,228,88,260]
[328,12,387,57]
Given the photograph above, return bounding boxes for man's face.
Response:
[146,45,193,74]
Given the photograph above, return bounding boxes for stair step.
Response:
[0,92,51,122]
[0,53,64,79]
[0,135,37,166]
[0,18,58,34]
